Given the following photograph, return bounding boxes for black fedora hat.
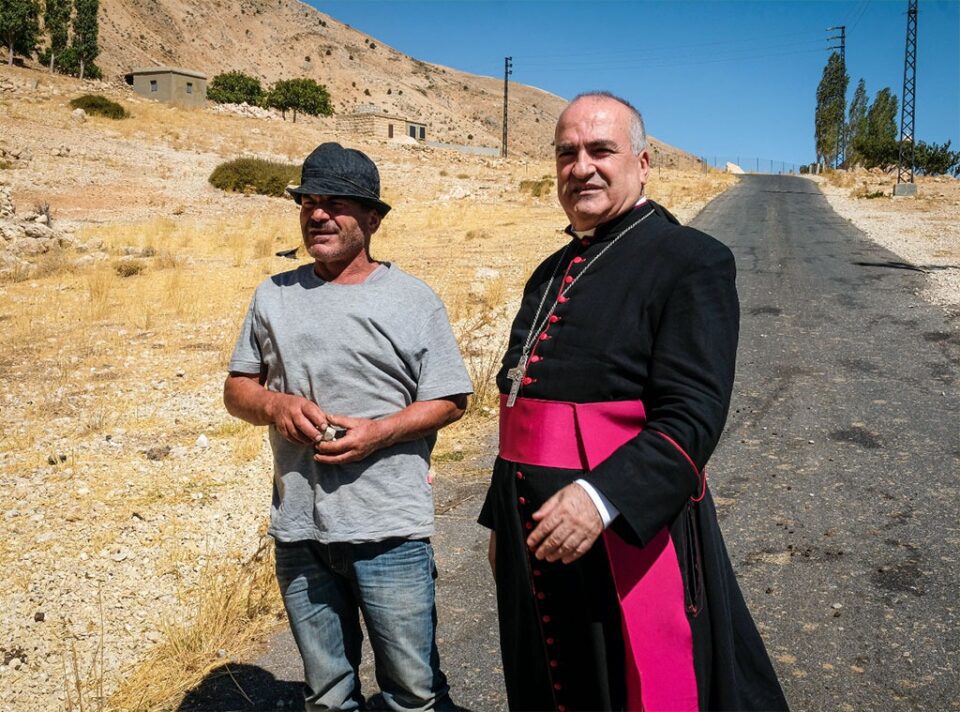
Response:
[287,142,391,215]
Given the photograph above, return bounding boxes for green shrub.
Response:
[208,158,299,198]
[69,94,129,119]
[208,71,263,105]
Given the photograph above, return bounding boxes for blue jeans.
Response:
[274,538,451,711]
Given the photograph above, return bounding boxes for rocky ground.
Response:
[2,63,957,708]
[0,64,734,709]
[813,170,960,311]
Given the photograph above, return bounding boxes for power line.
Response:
[514,45,827,74]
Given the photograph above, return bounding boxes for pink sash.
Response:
[499,395,699,712]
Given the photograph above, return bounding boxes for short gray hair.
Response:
[568,91,647,153]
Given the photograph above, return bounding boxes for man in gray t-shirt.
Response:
[224,143,472,711]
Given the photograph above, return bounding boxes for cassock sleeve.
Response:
[581,235,740,547]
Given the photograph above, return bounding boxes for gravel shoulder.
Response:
[812,172,960,311]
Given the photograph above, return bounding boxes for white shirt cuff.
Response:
[575,479,620,528]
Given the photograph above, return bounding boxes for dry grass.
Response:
[109,541,281,711]
[1,74,737,707]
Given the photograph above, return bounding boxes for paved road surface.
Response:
[181,175,959,710]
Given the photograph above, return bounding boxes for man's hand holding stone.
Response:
[527,483,603,564]
[313,414,388,465]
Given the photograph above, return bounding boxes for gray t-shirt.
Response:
[229,262,473,544]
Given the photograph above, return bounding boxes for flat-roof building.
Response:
[337,106,427,141]
[124,67,207,107]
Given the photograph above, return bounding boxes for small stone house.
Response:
[124,67,207,107]
[338,106,427,141]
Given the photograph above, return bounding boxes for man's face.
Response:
[555,97,650,231]
[299,195,381,264]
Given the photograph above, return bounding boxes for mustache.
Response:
[566,179,607,193]
[306,220,338,232]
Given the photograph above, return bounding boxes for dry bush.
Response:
[109,541,282,711]
[518,177,554,198]
[823,169,857,188]
[114,259,146,277]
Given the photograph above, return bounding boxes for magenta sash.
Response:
[499,395,699,712]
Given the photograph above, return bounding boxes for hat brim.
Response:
[287,185,391,216]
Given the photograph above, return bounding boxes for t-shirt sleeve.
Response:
[411,305,474,401]
[227,292,264,375]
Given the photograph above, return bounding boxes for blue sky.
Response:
[312,1,959,169]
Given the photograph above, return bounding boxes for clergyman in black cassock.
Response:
[479,92,788,711]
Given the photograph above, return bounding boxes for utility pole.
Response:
[501,56,512,158]
[827,25,846,169]
[895,0,919,196]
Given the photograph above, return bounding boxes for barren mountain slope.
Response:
[95,0,691,160]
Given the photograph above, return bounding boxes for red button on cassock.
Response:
[558,705,567,711]
[549,659,559,668]
[554,683,563,691]
[533,569,542,577]
[557,295,569,303]
[546,637,555,645]
[530,355,542,363]
[518,497,526,505]
[549,315,560,323]
[580,238,590,246]
[539,333,550,341]
[542,615,551,623]
[525,522,533,530]
[563,275,574,284]
[537,592,545,600]
[521,376,533,386]
[573,256,584,264]
[516,471,524,480]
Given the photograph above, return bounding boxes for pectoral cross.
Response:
[505,353,528,408]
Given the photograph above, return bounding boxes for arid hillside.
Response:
[0,59,738,708]
[92,0,692,161]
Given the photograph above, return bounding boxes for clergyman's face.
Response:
[299,195,380,265]
[554,97,650,231]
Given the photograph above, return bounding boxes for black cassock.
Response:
[479,203,788,711]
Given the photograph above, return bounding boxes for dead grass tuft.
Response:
[109,540,282,711]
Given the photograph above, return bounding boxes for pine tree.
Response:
[814,52,848,168]
[0,0,40,65]
[856,88,899,168]
[71,0,98,80]
[43,0,71,72]
[846,79,868,166]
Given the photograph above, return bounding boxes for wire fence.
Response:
[648,151,807,176]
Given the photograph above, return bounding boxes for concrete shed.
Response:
[124,67,207,107]
[338,106,428,141]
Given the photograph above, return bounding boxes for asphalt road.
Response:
[181,175,959,711]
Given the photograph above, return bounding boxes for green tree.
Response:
[854,88,898,168]
[846,78,868,166]
[264,78,333,122]
[208,71,264,105]
[814,52,848,168]
[40,0,70,72]
[913,140,960,177]
[0,0,40,65]
[71,0,98,79]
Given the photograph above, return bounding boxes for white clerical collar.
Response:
[570,197,648,239]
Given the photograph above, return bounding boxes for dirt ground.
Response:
[3,64,957,708]
[0,64,739,709]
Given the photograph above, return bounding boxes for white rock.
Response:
[71,108,87,123]
[195,434,210,448]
